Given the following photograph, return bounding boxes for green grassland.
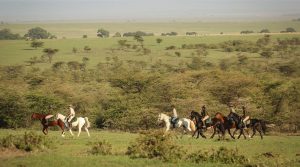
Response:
[1,21,300,38]
[0,33,299,68]
[0,129,299,167]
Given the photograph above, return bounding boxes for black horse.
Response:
[190,111,224,139]
[233,118,267,139]
[226,111,249,139]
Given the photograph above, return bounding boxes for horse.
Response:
[157,113,195,133]
[56,113,91,137]
[212,112,247,139]
[31,113,65,137]
[233,118,266,139]
[190,111,224,139]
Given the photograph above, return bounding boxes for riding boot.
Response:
[44,119,49,126]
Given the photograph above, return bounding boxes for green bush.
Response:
[89,140,112,155]
[186,146,248,165]
[0,132,52,152]
[126,130,186,162]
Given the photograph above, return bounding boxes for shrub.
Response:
[89,140,112,155]
[186,147,248,165]
[126,130,186,162]
[24,27,52,39]
[0,132,52,152]
[0,28,22,40]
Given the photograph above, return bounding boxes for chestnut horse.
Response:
[31,113,65,137]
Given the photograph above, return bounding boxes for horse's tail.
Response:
[260,120,267,134]
[190,120,196,132]
[84,117,91,128]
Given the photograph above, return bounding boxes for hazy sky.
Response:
[0,0,300,22]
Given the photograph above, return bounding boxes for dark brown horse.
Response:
[212,112,246,139]
[31,113,65,137]
[190,111,224,139]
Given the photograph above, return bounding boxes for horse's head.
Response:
[190,110,197,120]
[215,112,225,123]
[157,113,163,122]
[31,113,36,120]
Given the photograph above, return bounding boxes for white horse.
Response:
[158,113,195,133]
[56,113,91,137]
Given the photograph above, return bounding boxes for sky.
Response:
[0,0,300,22]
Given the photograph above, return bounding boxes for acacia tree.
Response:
[25,27,51,39]
[156,38,163,45]
[134,35,144,48]
[97,28,109,38]
[43,48,59,63]
[30,41,44,49]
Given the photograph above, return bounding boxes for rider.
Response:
[66,104,76,128]
[44,114,54,126]
[229,104,236,113]
[241,106,250,127]
[201,105,209,128]
[171,105,178,128]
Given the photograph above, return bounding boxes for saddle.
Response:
[170,117,179,128]
[64,117,77,128]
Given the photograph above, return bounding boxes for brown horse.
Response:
[211,112,246,139]
[31,113,65,137]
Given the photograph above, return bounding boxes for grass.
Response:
[0,129,299,167]
[1,21,300,38]
[0,33,299,68]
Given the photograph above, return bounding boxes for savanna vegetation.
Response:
[0,21,299,166]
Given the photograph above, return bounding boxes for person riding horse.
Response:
[241,106,250,128]
[228,105,243,128]
[201,105,209,128]
[66,104,76,128]
[170,105,178,128]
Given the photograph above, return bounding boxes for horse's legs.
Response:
[210,126,217,139]
[233,129,238,138]
[200,131,206,139]
[251,126,257,138]
[165,122,170,132]
[257,124,263,139]
[69,129,74,136]
[192,128,198,138]
[84,127,90,137]
[77,124,82,137]
[42,126,48,135]
[237,129,242,139]
[228,129,235,139]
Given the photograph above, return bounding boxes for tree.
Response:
[83,35,88,38]
[0,28,22,40]
[286,27,296,33]
[84,46,91,52]
[156,38,163,45]
[43,48,59,63]
[134,35,144,48]
[97,28,109,38]
[24,27,51,39]
[30,41,44,49]
[260,29,270,33]
[113,32,121,37]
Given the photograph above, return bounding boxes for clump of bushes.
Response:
[126,130,185,162]
[186,146,249,165]
[89,140,112,155]
[0,132,52,152]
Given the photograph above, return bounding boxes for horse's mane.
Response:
[215,112,224,117]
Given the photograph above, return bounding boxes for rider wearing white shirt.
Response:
[67,105,75,127]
